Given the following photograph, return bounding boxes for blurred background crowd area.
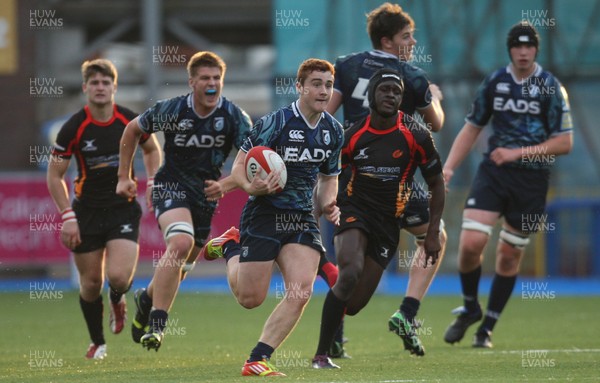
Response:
[0,0,599,280]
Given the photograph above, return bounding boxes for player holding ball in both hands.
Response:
[200,58,343,377]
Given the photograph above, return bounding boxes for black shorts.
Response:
[238,199,325,263]
[466,159,550,233]
[398,181,430,229]
[335,199,399,269]
[153,194,213,246]
[72,199,142,253]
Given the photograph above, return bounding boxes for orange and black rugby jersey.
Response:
[52,104,150,207]
[341,112,442,218]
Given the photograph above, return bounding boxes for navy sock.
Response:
[400,296,421,323]
[249,341,275,362]
[334,321,344,343]
[479,274,517,333]
[148,309,169,332]
[316,290,347,356]
[459,265,482,312]
[79,295,105,345]
[137,289,153,319]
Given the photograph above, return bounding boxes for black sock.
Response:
[108,282,131,304]
[249,341,275,362]
[79,295,105,345]
[334,320,344,343]
[223,241,241,262]
[316,290,347,356]
[400,296,421,323]
[148,309,169,332]
[459,265,482,312]
[139,289,153,316]
[479,273,517,333]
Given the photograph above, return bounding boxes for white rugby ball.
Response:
[244,146,287,192]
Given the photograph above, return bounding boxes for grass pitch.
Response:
[1,290,598,382]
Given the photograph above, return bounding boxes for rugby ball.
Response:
[245,146,287,192]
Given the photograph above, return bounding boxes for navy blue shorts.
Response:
[152,179,214,246]
[466,159,550,233]
[72,199,142,253]
[335,198,398,269]
[239,199,325,262]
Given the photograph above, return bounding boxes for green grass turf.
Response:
[1,291,598,382]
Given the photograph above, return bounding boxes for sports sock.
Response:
[79,295,105,345]
[400,296,421,323]
[317,254,339,288]
[316,290,347,355]
[479,273,517,332]
[248,341,275,362]
[459,265,482,312]
[139,289,153,316]
[334,320,344,344]
[148,309,169,332]
[108,283,130,304]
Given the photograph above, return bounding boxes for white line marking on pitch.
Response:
[476,348,600,355]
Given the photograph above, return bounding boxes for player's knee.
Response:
[335,268,361,300]
[345,301,366,316]
[164,222,195,256]
[165,235,195,260]
[237,292,266,309]
[80,276,102,295]
[460,219,492,256]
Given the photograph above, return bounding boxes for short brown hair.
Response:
[296,58,335,85]
[366,3,415,49]
[187,51,226,78]
[81,59,118,84]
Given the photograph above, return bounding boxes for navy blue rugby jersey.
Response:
[466,64,572,169]
[333,50,432,128]
[241,101,344,211]
[138,93,251,201]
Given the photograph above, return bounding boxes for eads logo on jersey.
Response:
[345,216,357,223]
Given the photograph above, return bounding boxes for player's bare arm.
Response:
[443,122,483,185]
[489,133,573,166]
[116,117,144,199]
[417,95,445,132]
[316,173,339,225]
[47,155,81,249]
[423,172,445,266]
[140,133,161,210]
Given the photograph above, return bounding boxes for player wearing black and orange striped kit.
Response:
[47,59,161,360]
[312,69,444,369]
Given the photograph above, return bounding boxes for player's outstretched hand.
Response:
[204,180,224,202]
[116,178,137,199]
[322,201,340,226]
[423,231,441,267]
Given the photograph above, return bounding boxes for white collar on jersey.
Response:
[370,50,399,60]
[506,62,542,84]
[292,100,323,130]
[187,93,222,119]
